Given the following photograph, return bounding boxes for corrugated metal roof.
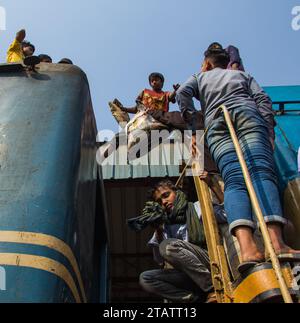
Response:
[100,139,187,180]
[101,85,300,181]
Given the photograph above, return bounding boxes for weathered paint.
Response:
[263,86,300,191]
[264,86,300,248]
[0,63,106,303]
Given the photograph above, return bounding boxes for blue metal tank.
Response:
[265,86,300,248]
[0,63,107,303]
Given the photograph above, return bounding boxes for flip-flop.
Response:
[267,253,300,263]
[238,261,261,274]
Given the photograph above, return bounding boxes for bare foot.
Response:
[268,223,300,256]
[274,246,300,255]
[235,226,265,263]
[241,251,265,263]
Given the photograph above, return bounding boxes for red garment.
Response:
[141,89,170,112]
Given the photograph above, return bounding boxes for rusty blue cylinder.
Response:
[0,63,105,303]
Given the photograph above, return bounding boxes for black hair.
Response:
[148,180,178,201]
[22,41,35,53]
[204,48,230,69]
[149,72,165,85]
[38,54,52,63]
[58,58,73,65]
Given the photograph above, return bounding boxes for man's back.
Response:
[177,67,273,132]
[197,68,259,124]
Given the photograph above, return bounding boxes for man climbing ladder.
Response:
[176,47,300,275]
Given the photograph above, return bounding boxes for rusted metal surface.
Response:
[0,63,107,303]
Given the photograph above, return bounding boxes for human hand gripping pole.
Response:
[176,108,222,189]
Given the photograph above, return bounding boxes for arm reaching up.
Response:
[168,84,181,103]
[16,29,26,42]
[176,75,200,134]
[7,29,26,63]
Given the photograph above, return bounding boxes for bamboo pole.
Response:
[175,129,208,188]
[175,157,192,188]
[193,164,233,303]
[174,130,232,302]
[220,105,293,303]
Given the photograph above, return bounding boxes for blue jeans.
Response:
[206,106,287,235]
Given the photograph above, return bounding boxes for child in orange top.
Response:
[121,73,180,114]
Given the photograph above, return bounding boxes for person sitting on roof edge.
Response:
[38,54,52,63]
[128,179,227,303]
[6,29,35,63]
[176,47,300,273]
[58,58,73,65]
[120,73,180,114]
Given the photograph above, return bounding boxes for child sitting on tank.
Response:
[119,72,180,114]
[7,29,35,63]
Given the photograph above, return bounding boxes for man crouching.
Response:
[130,180,226,303]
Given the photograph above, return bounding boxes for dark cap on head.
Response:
[208,42,223,50]
[149,72,165,85]
[58,58,73,65]
[205,42,223,57]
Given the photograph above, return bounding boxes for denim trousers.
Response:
[140,239,212,302]
[206,106,287,235]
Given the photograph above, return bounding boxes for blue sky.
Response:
[0,0,299,133]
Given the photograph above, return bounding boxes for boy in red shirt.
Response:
[121,73,180,114]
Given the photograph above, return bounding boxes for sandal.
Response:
[267,253,300,263]
[238,261,261,274]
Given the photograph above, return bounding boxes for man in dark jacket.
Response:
[137,180,226,303]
